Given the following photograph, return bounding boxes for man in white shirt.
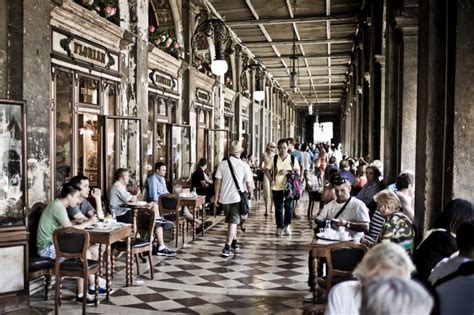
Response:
[214,141,254,257]
[316,177,370,238]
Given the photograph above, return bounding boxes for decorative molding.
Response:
[51,0,125,52]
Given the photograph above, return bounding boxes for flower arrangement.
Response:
[148,25,183,59]
[74,0,120,26]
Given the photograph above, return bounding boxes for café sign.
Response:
[52,31,118,72]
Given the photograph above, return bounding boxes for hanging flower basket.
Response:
[74,0,120,26]
[148,25,183,60]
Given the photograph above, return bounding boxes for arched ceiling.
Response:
[204,0,362,116]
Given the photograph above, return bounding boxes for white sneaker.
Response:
[275,228,283,236]
[284,225,292,236]
[303,292,314,303]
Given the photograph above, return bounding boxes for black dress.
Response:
[413,230,458,280]
[191,168,214,203]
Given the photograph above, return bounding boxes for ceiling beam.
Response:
[272,74,347,80]
[265,65,349,71]
[225,14,356,27]
[244,38,352,47]
[258,52,350,61]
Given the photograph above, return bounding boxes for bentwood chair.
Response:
[53,227,100,315]
[113,207,156,280]
[318,241,368,294]
[159,194,187,247]
[28,202,54,300]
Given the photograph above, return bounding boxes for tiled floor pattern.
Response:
[21,195,325,314]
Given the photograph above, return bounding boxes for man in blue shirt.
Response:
[146,162,205,227]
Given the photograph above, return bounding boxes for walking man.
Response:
[214,141,254,257]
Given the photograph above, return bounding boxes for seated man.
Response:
[191,158,214,204]
[146,162,210,230]
[67,174,105,223]
[36,183,101,305]
[305,177,370,302]
[109,168,176,257]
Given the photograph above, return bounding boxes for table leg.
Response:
[98,244,102,277]
[105,244,111,301]
[192,206,196,242]
[201,204,205,236]
[127,235,132,286]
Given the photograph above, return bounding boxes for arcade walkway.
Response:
[24,195,322,314]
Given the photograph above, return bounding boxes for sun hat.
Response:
[229,140,243,154]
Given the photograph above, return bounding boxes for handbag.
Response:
[227,159,250,216]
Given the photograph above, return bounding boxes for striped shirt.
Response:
[366,211,386,242]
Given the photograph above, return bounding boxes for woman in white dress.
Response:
[261,142,276,216]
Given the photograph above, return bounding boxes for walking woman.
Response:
[316,148,328,183]
[261,142,276,216]
[266,139,300,236]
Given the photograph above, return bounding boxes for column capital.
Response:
[394,16,418,37]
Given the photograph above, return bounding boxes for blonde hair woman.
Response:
[261,142,276,216]
[373,190,414,254]
[325,243,415,315]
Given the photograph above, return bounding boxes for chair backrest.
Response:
[53,227,89,260]
[159,194,180,213]
[136,208,156,242]
[28,202,47,257]
[327,241,368,275]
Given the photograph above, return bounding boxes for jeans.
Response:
[272,190,294,228]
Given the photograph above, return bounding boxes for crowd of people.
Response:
[35,138,473,313]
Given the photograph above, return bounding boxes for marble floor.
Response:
[16,194,326,314]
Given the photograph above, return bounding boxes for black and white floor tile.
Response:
[18,194,326,314]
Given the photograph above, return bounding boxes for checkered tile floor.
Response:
[21,194,326,314]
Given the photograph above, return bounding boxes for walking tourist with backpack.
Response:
[266,139,301,236]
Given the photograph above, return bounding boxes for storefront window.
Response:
[105,83,117,115]
[0,101,25,226]
[78,113,99,185]
[55,71,73,193]
[79,77,99,105]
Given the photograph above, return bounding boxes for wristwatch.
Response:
[346,221,351,228]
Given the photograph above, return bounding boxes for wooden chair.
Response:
[318,241,368,294]
[28,202,54,300]
[307,191,322,220]
[159,194,187,247]
[53,227,100,315]
[113,207,155,280]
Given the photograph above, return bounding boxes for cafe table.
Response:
[121,202,150,237]
[87,223,132,301]
[179,195,206,240]
[309,236,364,303]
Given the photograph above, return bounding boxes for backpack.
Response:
[274,154,302,200]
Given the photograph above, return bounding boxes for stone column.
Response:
[415,0,453,235]
[234,46,243,142]
[20,0,54,203]
[452,0,474,202]
[396,17,418,174]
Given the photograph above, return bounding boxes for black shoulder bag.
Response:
[227,159,250,216]
[314,197,352,231]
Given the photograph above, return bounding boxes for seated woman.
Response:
[191,158,214,203]
[362,190,414,254]
[413,198,474,280]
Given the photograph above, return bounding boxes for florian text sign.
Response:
[148,70,177,92]
[52,31,118,72]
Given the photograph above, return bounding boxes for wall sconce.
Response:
[240,61,267,101]
[192,14,230,76]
